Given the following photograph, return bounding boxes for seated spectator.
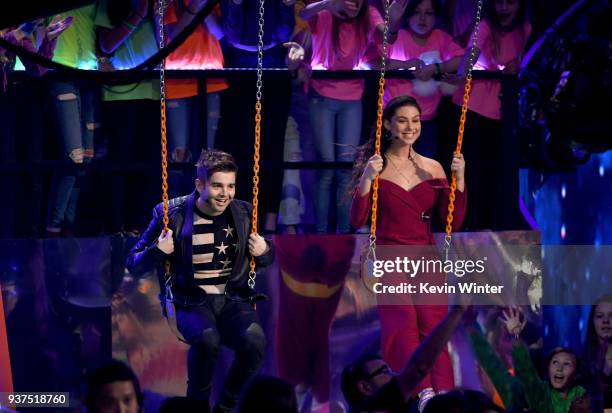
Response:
[1,17,71,76]
[85,359,142,413]
[341,354,413,412]
[238,375,298,413]
[340,305,468,412]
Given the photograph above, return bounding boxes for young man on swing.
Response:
[126,149,274,413]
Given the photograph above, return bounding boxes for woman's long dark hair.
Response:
[485,0,527,32]
[347,96,422,197]
[584,296,612,372]
[483,0,529,64]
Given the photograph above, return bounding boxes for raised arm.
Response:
[372,0,409,45]
[163,0,208,40]
[502,307,551,409]
[275,0,296,44]
[204,10,224,40]
[97,0,149,55]
[299,0,333,21]
[469,329,524,410]
[396,305,467,398]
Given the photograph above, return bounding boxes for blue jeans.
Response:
[47,80,98,230]
[166,93,221,198]
[167,93,221,151]
[308,92,362,233]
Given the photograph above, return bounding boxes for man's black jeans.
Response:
[176,294,266,411]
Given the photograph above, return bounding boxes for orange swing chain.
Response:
[158,0,170,234]
[444,0,483,248]
[248,0,265,289]
[368,0,391,258]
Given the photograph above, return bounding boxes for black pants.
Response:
[176,294,266,411]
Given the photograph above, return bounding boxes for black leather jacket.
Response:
[126,192,274,306]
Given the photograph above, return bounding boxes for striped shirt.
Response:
[192,207,238,294]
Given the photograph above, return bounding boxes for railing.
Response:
[1,68,515,174]
[8,67,510,81]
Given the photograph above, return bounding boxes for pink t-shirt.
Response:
[453,19,531,120]
[366,28,464,120]
[308,6,382,101]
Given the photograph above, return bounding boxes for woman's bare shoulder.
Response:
[418,155,447,180]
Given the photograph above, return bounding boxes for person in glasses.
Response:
[341,355,400,412]
[340,304,468,412]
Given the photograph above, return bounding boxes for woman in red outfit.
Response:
[349,95,467,404]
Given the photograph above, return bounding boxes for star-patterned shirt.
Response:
[192,207,238,294]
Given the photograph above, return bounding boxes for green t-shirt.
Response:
[94,0,160,101]
[52,4,98,70]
